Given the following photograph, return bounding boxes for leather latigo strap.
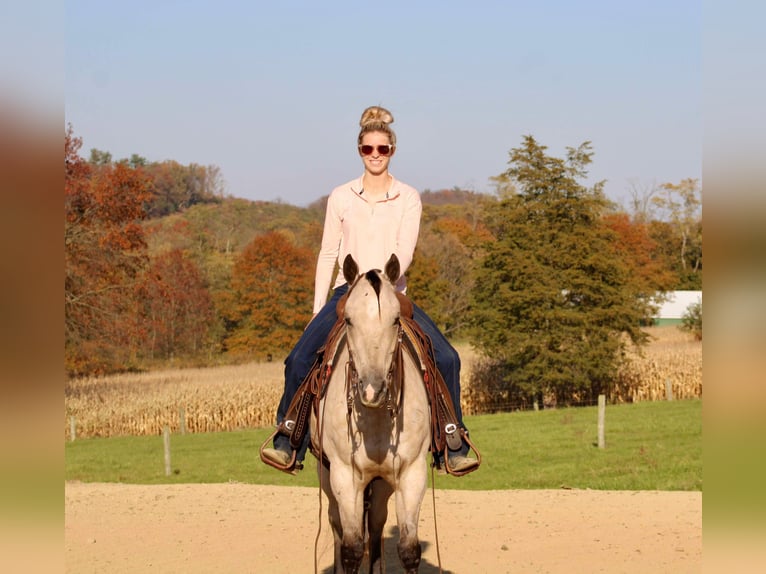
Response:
[279,316,348,449]
[399,316,463,452]
[398,313,482,476]
[288,385,313,450]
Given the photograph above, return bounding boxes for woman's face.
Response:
[359,131,394,176]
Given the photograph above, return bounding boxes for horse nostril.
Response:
[361,381,386,406]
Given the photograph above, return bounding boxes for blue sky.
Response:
[64,1,701,208]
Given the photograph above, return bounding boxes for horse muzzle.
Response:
[359,381,387,408]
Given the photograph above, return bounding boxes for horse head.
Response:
[342,253,402,409]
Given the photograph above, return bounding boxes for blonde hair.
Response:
[358,105,396,147]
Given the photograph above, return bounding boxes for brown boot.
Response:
[448,453,480,474]
[261,447,291,467]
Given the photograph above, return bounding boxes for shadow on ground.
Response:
[320,525,455,573]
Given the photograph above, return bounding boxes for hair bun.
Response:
[359,106,394,127]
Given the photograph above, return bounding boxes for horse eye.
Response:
[393,317,400,326]
[344,317,352,326]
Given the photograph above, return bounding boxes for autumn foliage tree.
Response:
[221,231,314,359]
[87,149,225,217]
[143,160,224,217]
[65,125,151,375]
[409,207,492,337]
[626,178,702,289]
[135,249,214,361]
[602,212,676,305]
[65,132,701,378]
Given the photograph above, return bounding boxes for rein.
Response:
[264,257,469,572]
[337,323,444,574]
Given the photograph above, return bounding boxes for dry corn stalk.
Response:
[65,361,285,438]
[64,328,701,438]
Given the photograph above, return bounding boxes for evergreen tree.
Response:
[469,136,650,407]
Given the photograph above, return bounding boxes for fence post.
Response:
[179,407,186,435]
[69,416,76,442]
[163,426,171,476]
[665,378,674,401]
[597,394,606,449]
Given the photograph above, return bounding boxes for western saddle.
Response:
[259,292,481,477]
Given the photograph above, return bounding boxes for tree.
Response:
[627,178,702,289]
[136,249,214,360]
[65,125,151,375]
[602,212,676,299]
[680,301,702,341]
[468,136,651,409]
[625,179,660,223]
[407,247,446,327]
[409,210,492,337]
[88,148,112,165]
[203,164,227,198]
[142,160,224,217]
[221,231,314,359]
[651,179,702,289]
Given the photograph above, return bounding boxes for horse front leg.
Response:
[394,460,428,573]
[329,467,366,573]
[318,464,344,573]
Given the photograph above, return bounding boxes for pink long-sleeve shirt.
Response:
[313,175,422,314]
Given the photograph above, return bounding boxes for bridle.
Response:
[342,272,406,423]
[344,320,406,421]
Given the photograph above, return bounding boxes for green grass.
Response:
[65,399,701,491]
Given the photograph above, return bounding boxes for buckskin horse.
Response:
[311,254,431,573]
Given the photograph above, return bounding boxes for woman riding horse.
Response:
[262,105,478,473]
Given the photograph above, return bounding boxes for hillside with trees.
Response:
[64,125,701,406]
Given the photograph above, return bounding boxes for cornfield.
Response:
[461,326,702,413]
[613,326,702,402]
[64,326,701,439]
[65,361,286,439]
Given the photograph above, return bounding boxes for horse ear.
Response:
[343,254,359,285]
[384,254,400,284]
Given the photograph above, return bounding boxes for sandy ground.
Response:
[65,481,700,573]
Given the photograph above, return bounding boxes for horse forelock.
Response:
[359,269,382,316]
[364,269,382,297]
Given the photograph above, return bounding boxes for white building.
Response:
[654,290,702,325]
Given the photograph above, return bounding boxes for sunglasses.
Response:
[358,144,394,156]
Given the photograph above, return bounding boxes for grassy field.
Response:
[66,398,701,491]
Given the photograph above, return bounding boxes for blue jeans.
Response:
[276,284,350,427]
[410,301,464,423]
[274,284,467,456]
